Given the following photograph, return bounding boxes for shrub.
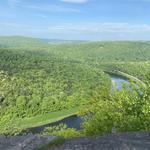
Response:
[81,78,150,136]
[42,124,81,138]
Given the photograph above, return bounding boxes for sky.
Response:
[1,0,150,40]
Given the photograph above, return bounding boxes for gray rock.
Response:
[0,135,56,150]
[50,132,150,150]
[1,132,150,150]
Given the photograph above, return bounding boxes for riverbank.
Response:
[105,70,146,87]
[6,107,79,134]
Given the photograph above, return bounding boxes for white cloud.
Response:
[60,0,88,4]
[7,0,81,13]
[1,22,150,40]
[44,23,150,34]
[36,23,150,40]
[25,4,81,13]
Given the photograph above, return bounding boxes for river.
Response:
[23,74,129,135]
[111,74,129,91]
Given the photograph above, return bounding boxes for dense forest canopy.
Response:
[0,36,150,134]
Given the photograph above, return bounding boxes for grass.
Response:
[13,107,79,131]
[34,137,65,150]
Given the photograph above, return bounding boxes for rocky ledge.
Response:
[0,135,55,150]
[1,132,150,150]
[51,132,150,150]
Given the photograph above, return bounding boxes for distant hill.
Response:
[0,36,88,47]
[40,38,88,44]
[0,36,45,47]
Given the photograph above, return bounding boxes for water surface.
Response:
[111,75,129,91]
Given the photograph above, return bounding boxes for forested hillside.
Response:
[0,36,150,135]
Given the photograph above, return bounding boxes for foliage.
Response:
[0,44,110,133]
[81,78,150,136]
[0,36,150,134]
[42,124,81,138]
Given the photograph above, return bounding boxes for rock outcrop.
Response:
[1,132,150,150]
[51,132,150,150]
[0,135,55,150]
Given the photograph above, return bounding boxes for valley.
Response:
[0,36,150,138]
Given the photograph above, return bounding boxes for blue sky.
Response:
[1,0,150,40]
